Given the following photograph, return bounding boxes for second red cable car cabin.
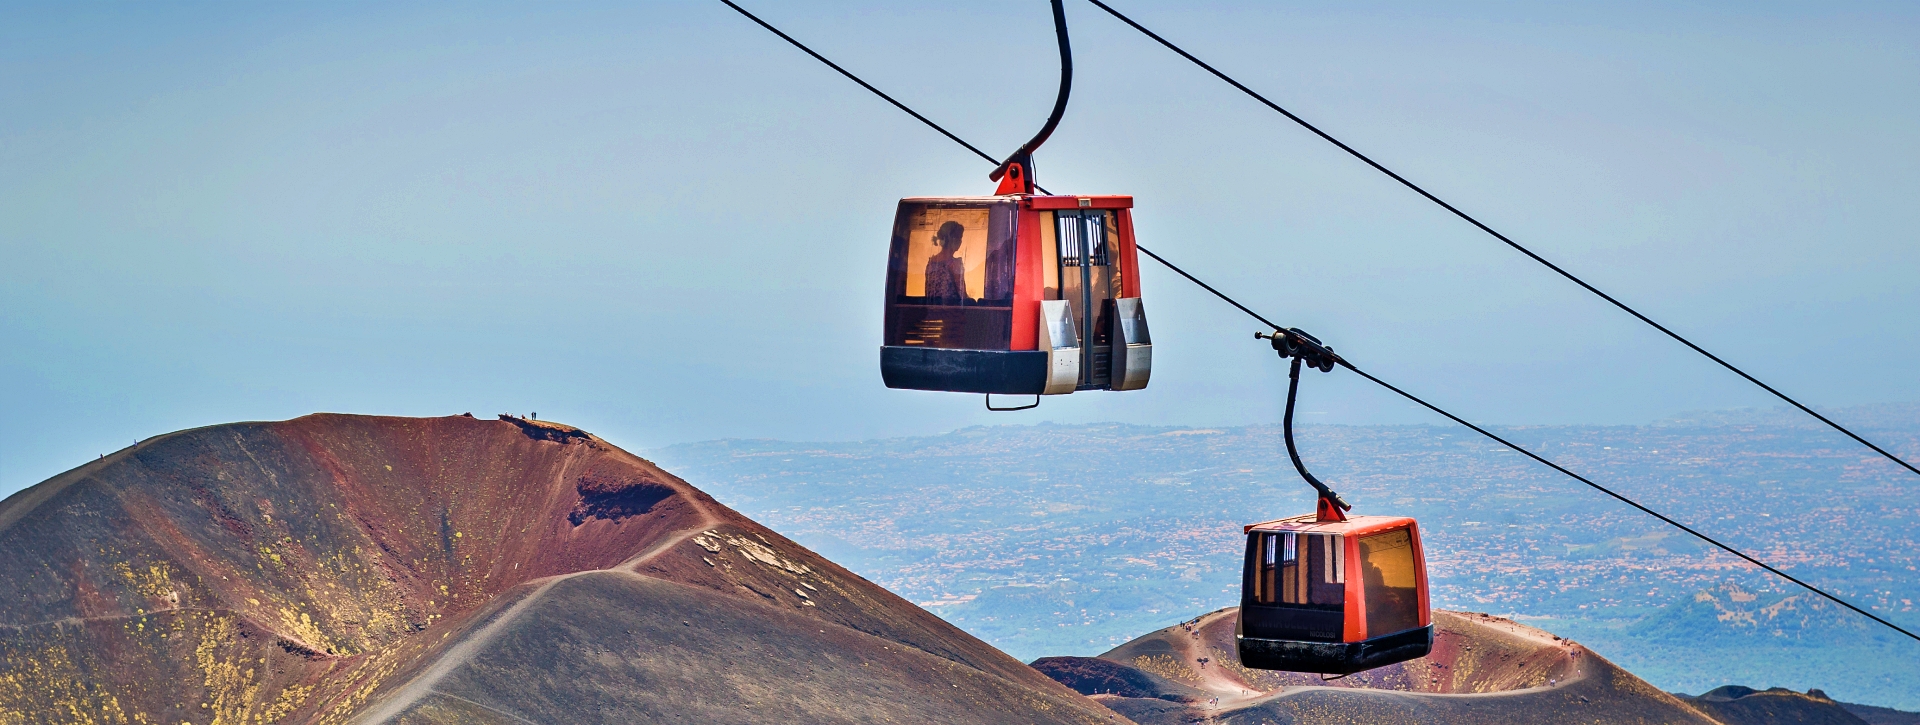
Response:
[1234,332,1434,675]
[1238,508,1433,674]
[880,193,1151,397]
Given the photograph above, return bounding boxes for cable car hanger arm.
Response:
[1259,329,1352,519]
[989,0,1074,195]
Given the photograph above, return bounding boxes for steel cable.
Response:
[1338,358,1920,641]
[1143,246,1915,642]
[1083,0,1920,481]
[716,0,1919,644]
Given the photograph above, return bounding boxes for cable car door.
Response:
[1052,209,1116,390]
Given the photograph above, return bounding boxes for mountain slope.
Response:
[1037,607,1720,724]
[0,413,1122,724]
[1676,686,1869,725]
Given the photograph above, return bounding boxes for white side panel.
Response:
[1039,300,1080,395]
[1110,297,1153,391]
[1116,344,1151,391]
[1046,348,1082,394]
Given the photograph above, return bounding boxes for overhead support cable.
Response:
[718,0,1056,195]
[717,0,1000,168]
[1082,0,1920,480]
[1334,360,1918,641]
[715,0,1919,644]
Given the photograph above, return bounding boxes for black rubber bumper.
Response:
[879,346,1047,394]
[1237,625,1433,675]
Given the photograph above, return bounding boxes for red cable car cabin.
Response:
[880,195,1151,396]
[1237,512,1433,674]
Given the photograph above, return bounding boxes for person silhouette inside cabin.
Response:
[924,220,968,303]
[1362,556,1418,634]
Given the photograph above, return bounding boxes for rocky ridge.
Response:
[1034,607,1885,724]
[0,414,1121,724]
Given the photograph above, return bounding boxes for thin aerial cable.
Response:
[715,0,1918,644]
[1335,359,1918,641]
[1157,223,1919,644]
[1135,244,1281,331]
[717,0,1000,168]
[1082,0,1920,481]
[718,0,1058,194]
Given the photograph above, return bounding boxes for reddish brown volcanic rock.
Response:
[0,414,1124,724]
[1037,607,1723,724]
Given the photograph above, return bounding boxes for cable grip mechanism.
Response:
[1256,328,1340,372]
[1258,328,1351,521]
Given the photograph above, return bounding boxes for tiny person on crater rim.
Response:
[924,220,968,302]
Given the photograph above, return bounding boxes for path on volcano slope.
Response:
[346,516,720,724]
[0,413,1124,725]
[1157,609,1268,711]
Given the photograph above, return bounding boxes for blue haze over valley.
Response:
[654,404,1920,710]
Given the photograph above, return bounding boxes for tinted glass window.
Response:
[1040,212,1060,300]
[1251,529,1282,602]
[885,201,1016,349]
[1249,532,1343,610]
[1104,212,1124,299]
[1306,533,1346,608]
[1360,528,1422,637]
[902,208,991,301]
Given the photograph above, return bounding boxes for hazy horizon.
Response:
[651,406,1920,708]
[7,399,1915,502]
[6,2,1918,497]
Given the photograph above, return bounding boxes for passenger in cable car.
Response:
[924,221,969,303]
[891,205,1016,350]
[875,0,1149,402]
[1360,528,1421,637]
[880,197,1149,396]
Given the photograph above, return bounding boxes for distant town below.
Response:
[652,403,1920,711]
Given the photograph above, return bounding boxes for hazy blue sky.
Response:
[4,1,1917,497]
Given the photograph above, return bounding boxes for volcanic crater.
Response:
[1034,606,1874,724]
[0,413,1119,724]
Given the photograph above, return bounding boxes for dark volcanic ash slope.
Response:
[1037,607,1744,724]
[0,414,1123,725]
[1843,699,1920,725]
[1678,686,1873,725]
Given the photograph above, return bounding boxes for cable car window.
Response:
[1253,532,1285,604]
[1282,533,1298,604]
[1252,532,1344,609]
[904,208,993,301]
[1092,214,1119,373]
[1104,211,1124,298]
[1250,533,1278,605]
[1041,212,1060,300]
[885,201,1017,349]
[1359,528,1421,637]
[1309,533,1345,607]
